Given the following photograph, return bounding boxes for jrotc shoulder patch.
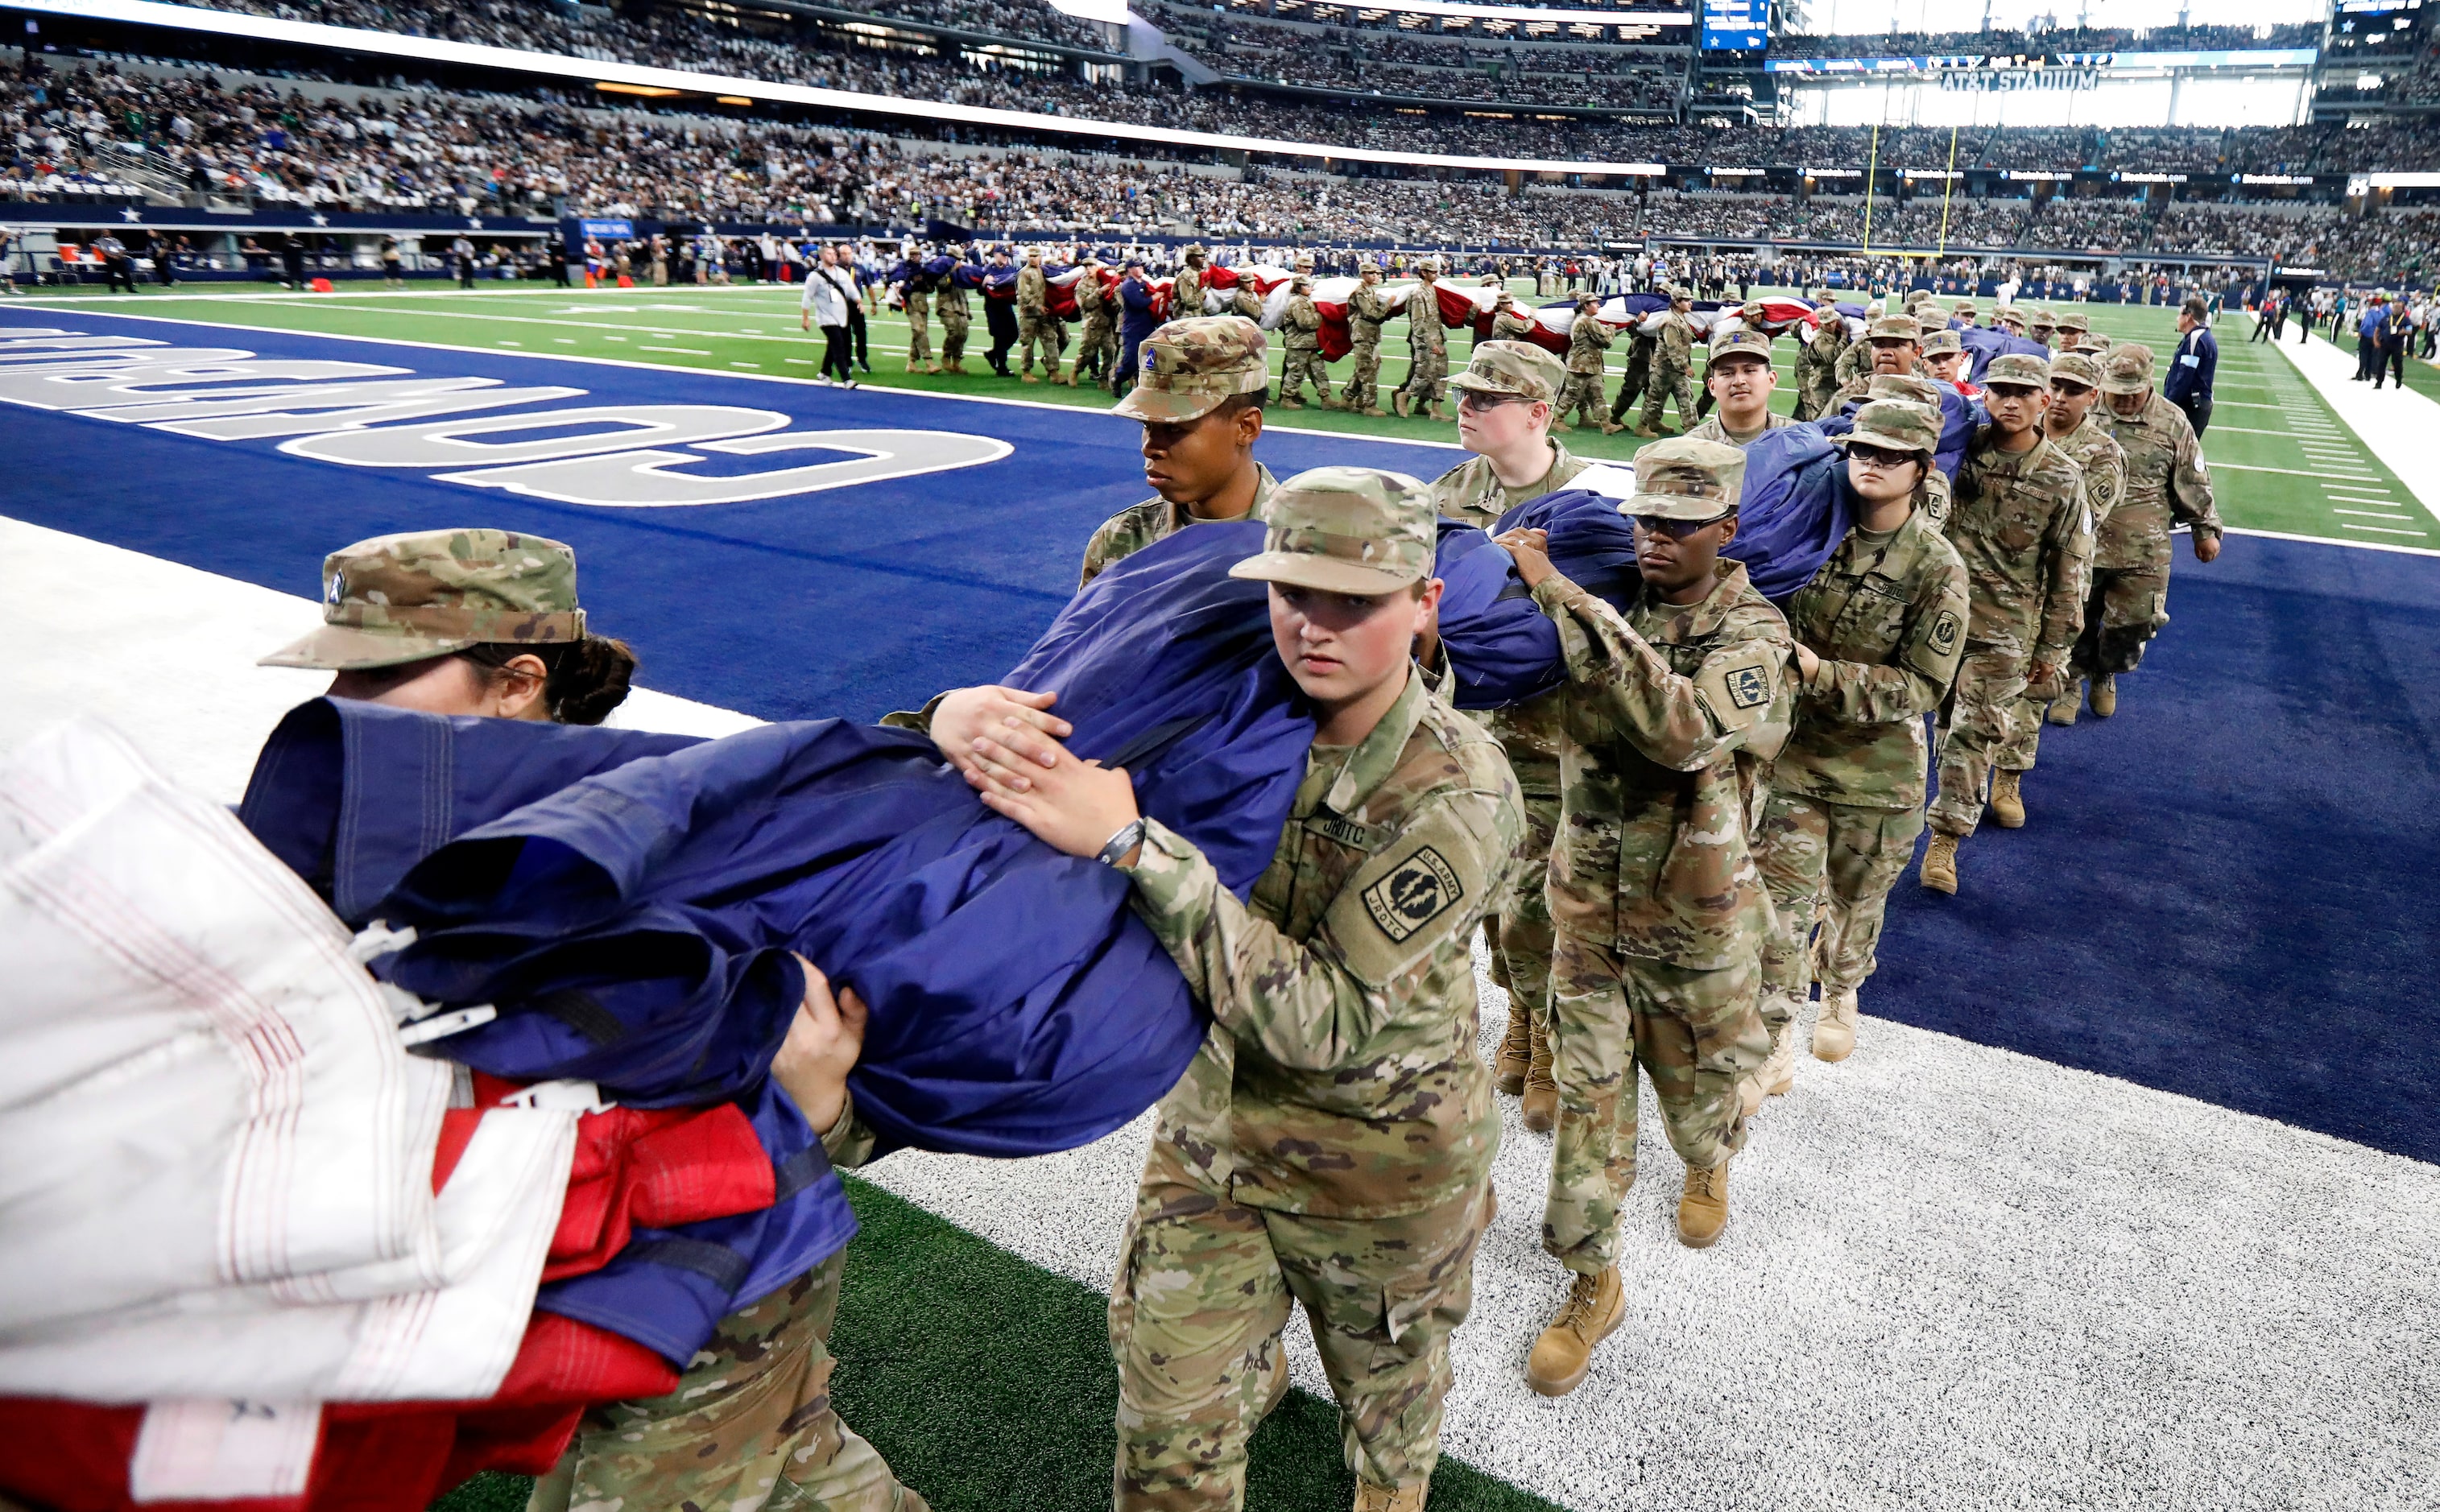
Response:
[1726,663,1772,710]
[1929,610,1962,655]
[1362,846,1462,944]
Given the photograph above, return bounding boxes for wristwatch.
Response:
[1096,818,1148,869]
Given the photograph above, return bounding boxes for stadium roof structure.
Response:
[14,0,1670,177]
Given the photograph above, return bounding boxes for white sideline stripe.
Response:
[2256,316,2440,524]
[2226,524,2440,558]
[10,520,2440,1510]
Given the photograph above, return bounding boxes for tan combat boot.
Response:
[1021,371,1040,385]
[926,361,944,374]
[1676,1162,1729,1249]
[1392,390,1413,418]
[1631,423,1660,439]
[1279,395,1303,410]
[1524,1266,1624,1397]
[1493,1002,1532,1096]
[1554,418,1576,432]
[1601,420,1624,435]
[1520,1015,1557,1134]
[1990,769,2025,828]
[1362,405,1390,419]
[1353,1478,1430,1512]
[1921,833,1959,894]
[1430,403,1454,422]
[2048,680,2082,725]
[1761,1019,1797,1097]
[2091,673,2118,717]
[1812,988,1858,1063]
[904,357,922,374]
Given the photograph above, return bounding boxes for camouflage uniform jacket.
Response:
[1490,308,1537,344]
[1077,462,1282,589]
[1016,264,1047,316]
[1773,510,1971,812]
[1074,273,1106,318]
[1796,320,1845,390]
[1832,338,1871,390]
[2049,413,2126,535]
[1653,310,1694,369]
[1172,266,1203,317]
[1126,671,1524,1218]
[1408,292,1447,356]
[1565,313,1614,374]
[1427,440,1592,796]
[1349,282,1392,340]
[2099,393,2222,572]
[1537,559,1795,969]
[1282,295,1322,349]
[1951,428,2094,663]
[1230,287,1263,321]
[1684,411,1793,448]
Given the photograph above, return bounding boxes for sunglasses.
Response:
[1847,444,1921,469]
[1631,510,1735,538]
[1456,391,1527,414]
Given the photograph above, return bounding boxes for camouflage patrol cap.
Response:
[1813,291,1838,309]
[1357,258,1382,276]
[1739,300,1767,321]
[1920,328,1963,357]
[1867,315,1922,343]
[2078,333,2115,353]
[1449,339,1566,404]
[2049,352,2105,390]
[1867,373,1946,409]
[1417,258,1443,276]
[1983,352,2051,391]
[260,528,585,671]
[1183,242,1207,260]
[1707,328,1774,369]
[1229,466,1433,594]
[1665,283,1691,302]
[1024,245,1042,260]
[2057,312,2090,333]
[2100,342,2156,395]
[2023,309,2051,330]
[1113,315,1271,423]
[1954,300,1976,316]
[1624,436,1745,522]
[1838,399,1941,460]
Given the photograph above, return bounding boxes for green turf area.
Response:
[426,1179,1561,1512]
[19,282,2425,547]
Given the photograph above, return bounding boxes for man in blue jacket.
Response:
[1115,257,1160,399]
[2163,296,2219,437]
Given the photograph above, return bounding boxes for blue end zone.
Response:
[6,309,2437,1167]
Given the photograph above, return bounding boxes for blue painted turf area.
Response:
[5,309,2436,1170]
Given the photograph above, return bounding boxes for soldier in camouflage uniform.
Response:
[1491,288,1538,348]
[2027,309,2056,350]
[1607,309,1660,432]
[1995,352,2121,795]
[1631,285,1699,437]
[1069,253,1114,387]
[899,253,937,375]
[1792,293,1847,423]
[925,468,1523,1512]
[1921,353,2093,894]
[935,254,971,374]
[261,527,598,678]
[1920,327,1971,390]
[1278,276,1331,410]
[1016,246,1060,384]
[1173,242,1207,322]
[1338,260,1393,417]
[2056,312,2089,350]
[1830,300,1884,390]
[1394,259,1450,420]
[1751,402,1969,1079]
[1426,340,1584,1133]
[1494,439,1792,1396]
[1833,314,1925,407]
[1079,316,1280,587]
[1556,292,1617,434]
[1691,300,1768,422]
[1685,327,1790,448]
[2062,341,2223,721]
[1852,374,1955,533]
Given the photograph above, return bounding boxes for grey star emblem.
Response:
[309,212,329,226]
[120,207,141,222]
[467,217,484,229]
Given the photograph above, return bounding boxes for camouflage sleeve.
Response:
[1123,794,1514,1074]
[819,1091,879,1169]
[876,690,948,734]
[2170,421,2222,539]
[1804,563,1967,725]
[1077,519,1121,589]
[1532,572,1791,770]
[2035,479,2095,665]
[2086,442,2126,534]
[1588,320,1614,350]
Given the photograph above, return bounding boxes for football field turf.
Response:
[2,290,2435,1512]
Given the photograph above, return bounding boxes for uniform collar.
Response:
[1634,558,1756,640]
[1155,461,1279,531]
[1320,670,1429,818]
[2107,396,2164,429]
[1971,427,2057,473]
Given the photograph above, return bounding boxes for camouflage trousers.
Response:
[938,312,969,366]
[1110,1096,1488,1512]
[1609,344,1653,422]
[1484,792,1561,1027]
[1929,643,2024,837]
[1077,313,1119,380]
[525,1254,924,1512]
[1348,333,1383,410]
[1557,370,1607,428]
[1638,361,1699,433]
[1752,791,1924,1026]
[1018,311,1057,374]
[1400,345,1448,410]
[904,303,932,366]
[2070,563,2171,679]
[1792,379,1837,423]
[1280,345,1330,403]
[1541,931,1766,1275]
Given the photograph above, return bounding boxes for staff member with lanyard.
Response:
[2164,296,2217,438]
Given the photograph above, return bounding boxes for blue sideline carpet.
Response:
[2,307,2434,1167]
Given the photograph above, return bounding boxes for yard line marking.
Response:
[641,345,712,354]
[2202,425,2297,436]
[2340,522,2432,535]
[554,337,577,344]
[2333,509,2416,520]
[2323,484,2393,494]
[730,361,762,369]
[2214,462,2380,478]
